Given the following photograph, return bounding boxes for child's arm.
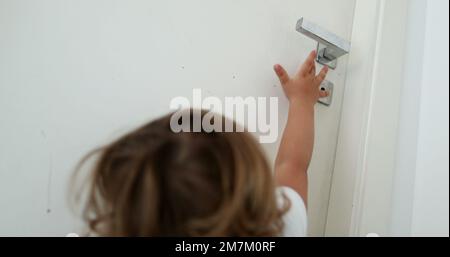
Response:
[273,50,329,207]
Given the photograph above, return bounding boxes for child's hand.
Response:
[273,50,329,107]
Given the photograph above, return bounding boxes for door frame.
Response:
[324,0,410,236]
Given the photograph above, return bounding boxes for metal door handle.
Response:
[296,17,351,69]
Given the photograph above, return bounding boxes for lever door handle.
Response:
[296,17,351,69]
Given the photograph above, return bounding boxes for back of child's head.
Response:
[75,109,286,236]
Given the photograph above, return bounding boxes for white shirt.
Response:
[277,186,308,237]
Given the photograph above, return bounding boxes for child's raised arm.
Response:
[273,50,329,207]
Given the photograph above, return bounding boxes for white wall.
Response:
[391,0,449,237]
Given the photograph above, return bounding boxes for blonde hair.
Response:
[74,109,288,236]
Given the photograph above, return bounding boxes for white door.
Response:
[0,0,356,236]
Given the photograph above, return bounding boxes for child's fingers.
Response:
[315,65,328,85]
[309,62,316,75]
[319,90,329,98]
[300,50,316,76]
[273,64,290,85]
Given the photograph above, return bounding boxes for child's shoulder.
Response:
[276,186,308,237]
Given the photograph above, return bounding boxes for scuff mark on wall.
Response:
[41,130,53,214]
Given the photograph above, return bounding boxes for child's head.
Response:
[75,109,287,236]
